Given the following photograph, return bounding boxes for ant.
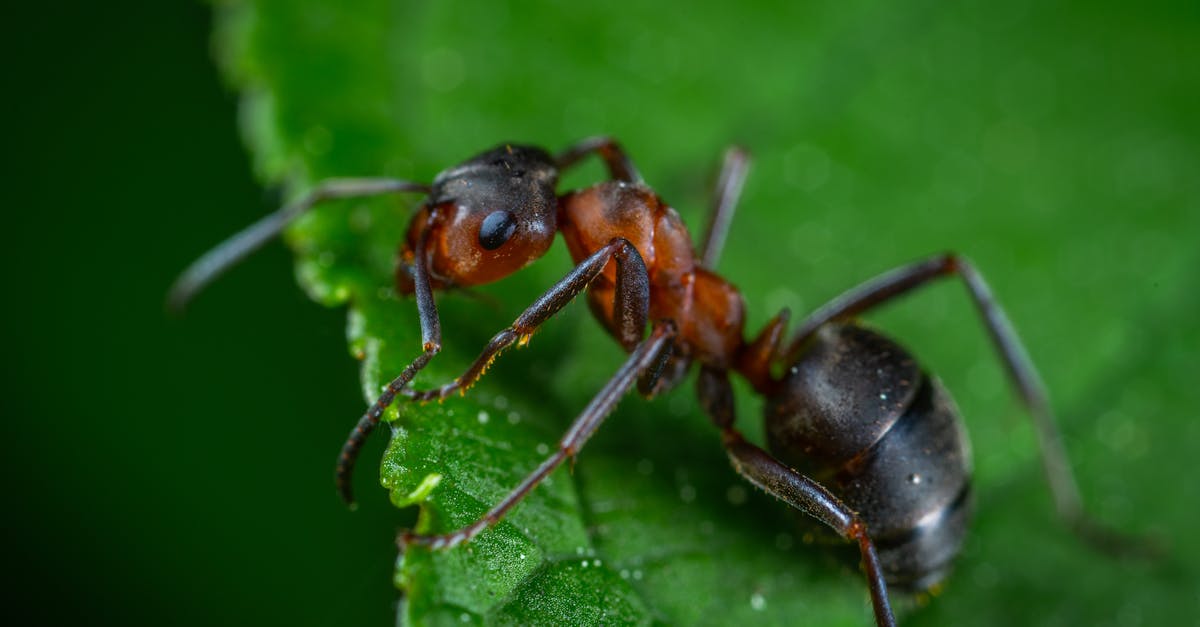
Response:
[171,137,1146,626]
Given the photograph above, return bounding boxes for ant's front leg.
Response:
[343,237,649,505]
[337,226,443,506]
[401,237,651,403]
[401,320,676,549]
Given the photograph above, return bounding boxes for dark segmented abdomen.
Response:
[765,323,973,590]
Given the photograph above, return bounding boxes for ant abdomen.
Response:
[765,323,973,590]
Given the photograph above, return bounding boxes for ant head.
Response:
[398,144,559,292]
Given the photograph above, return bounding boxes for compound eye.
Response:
[478,210,517,250]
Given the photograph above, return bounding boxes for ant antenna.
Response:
[167,177,431,312]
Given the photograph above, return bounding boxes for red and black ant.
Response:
[171,138,1147,626]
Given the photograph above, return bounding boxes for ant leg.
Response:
[336,227,443,506]
[782,253,1153,557]
[698,146,751,269]
[554,136,642,183]
[401,321,677,549]
[696,366,897,627]
[402,237,650,402]
[637,353,689,397]
[167,177,431,312]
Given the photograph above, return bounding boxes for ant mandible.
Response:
[170,137,1137,626]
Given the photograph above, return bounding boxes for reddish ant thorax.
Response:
[558,181,747,371]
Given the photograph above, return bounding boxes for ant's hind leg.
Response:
[696,366,897,627]
[400,321,676,550]
[781,253,1157,558]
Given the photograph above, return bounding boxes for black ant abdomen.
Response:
[766,323,972,590]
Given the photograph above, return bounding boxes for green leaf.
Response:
[215,1,1198,625]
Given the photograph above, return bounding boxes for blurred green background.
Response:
[6,0,1198,626]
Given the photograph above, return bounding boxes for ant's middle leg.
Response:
[402,237,651,403]
[698,146,751,269]
[401,320,677,549]
[780,253,1153,557]
[696,366,897,627]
